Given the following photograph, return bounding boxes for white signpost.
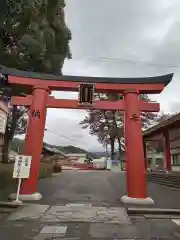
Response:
[13,155,32,204]
[107,157,112,170]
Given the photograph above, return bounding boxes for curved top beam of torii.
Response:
[0,64,173,85]
[0,64,174,94]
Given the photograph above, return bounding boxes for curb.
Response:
[127,207,180,215]
[0,201,22,208]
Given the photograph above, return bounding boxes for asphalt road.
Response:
[38,169,180,209]
[1,170,180,239]
[37,170,123,206]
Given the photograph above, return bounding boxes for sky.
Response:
[44,0,180,151]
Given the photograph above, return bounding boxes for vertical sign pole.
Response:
[105,143,108,169]
[15,178,22,204]
[11,155,32,203]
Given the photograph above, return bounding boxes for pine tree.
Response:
[0,0,71,161]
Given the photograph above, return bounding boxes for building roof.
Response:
[66,153,86,157]
[143,112,180,138]
[43,143,67,157]
[0,64,173,85]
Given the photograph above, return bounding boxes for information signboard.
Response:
[13,155,32,179]
[12,155,32,204]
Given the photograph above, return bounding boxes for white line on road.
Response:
[65,203,92,207]
[40,225,67,234]
[172,219,180,225]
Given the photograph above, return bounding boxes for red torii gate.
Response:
[1,65,173,204]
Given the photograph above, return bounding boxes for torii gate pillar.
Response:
[10,85,49,201]
[121,90,154,204]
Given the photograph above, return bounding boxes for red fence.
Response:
[63,162,106,170]
[71,162,94,170]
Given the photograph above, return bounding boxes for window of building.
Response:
[172,154,180,165]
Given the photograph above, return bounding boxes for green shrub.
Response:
[53,163,62,173]
[0,163,16,190]
[39,163,53,178]
[0,162,53,201]
[0,162,53,190]
[48,154,61,163]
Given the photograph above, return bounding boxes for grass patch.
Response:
[39,162,53,179]
[0,162,53,200]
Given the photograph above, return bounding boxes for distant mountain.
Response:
[90,151,107,157]
[10,138,88,154]
[90,149,125,158]
[56,145,88,154]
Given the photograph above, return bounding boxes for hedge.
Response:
[0,162,53,191]
[38,162,54,179]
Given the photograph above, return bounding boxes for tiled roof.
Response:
[0,64,173,85]
[43,142,67,157]
[143,112,180,137]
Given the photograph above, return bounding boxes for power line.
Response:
[72,53,179,69]
[45,127,83,145]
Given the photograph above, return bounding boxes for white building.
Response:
[66,153,87,163]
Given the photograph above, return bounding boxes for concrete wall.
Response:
[93,157,106,169]
[172,166,180,172]
[76,157,86,163]
[147,152,164,170]
[147,152,164,159]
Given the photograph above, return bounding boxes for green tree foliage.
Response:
[2,106,28,162]
[84,154,93,164]
[0,0,71,73]
[0,0,71,161]
[80,93,158,165]
[155,111,172,122]
[59,145,88,154]
[9,137,24,153]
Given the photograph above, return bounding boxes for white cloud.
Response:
[45,112,104,151]
[44,0,180,150]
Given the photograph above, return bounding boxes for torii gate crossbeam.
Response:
[12,95,160,112]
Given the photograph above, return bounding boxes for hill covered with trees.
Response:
[10,138,89,155]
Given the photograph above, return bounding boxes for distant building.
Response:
[143,112,180,172]
[66,153,87,163]
[41,143,69,164]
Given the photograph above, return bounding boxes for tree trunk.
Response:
[2,106,18,163]
[117,137,123,171]
[2,135,10,163]
[110,138,115,160]
[112,111,124,170]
